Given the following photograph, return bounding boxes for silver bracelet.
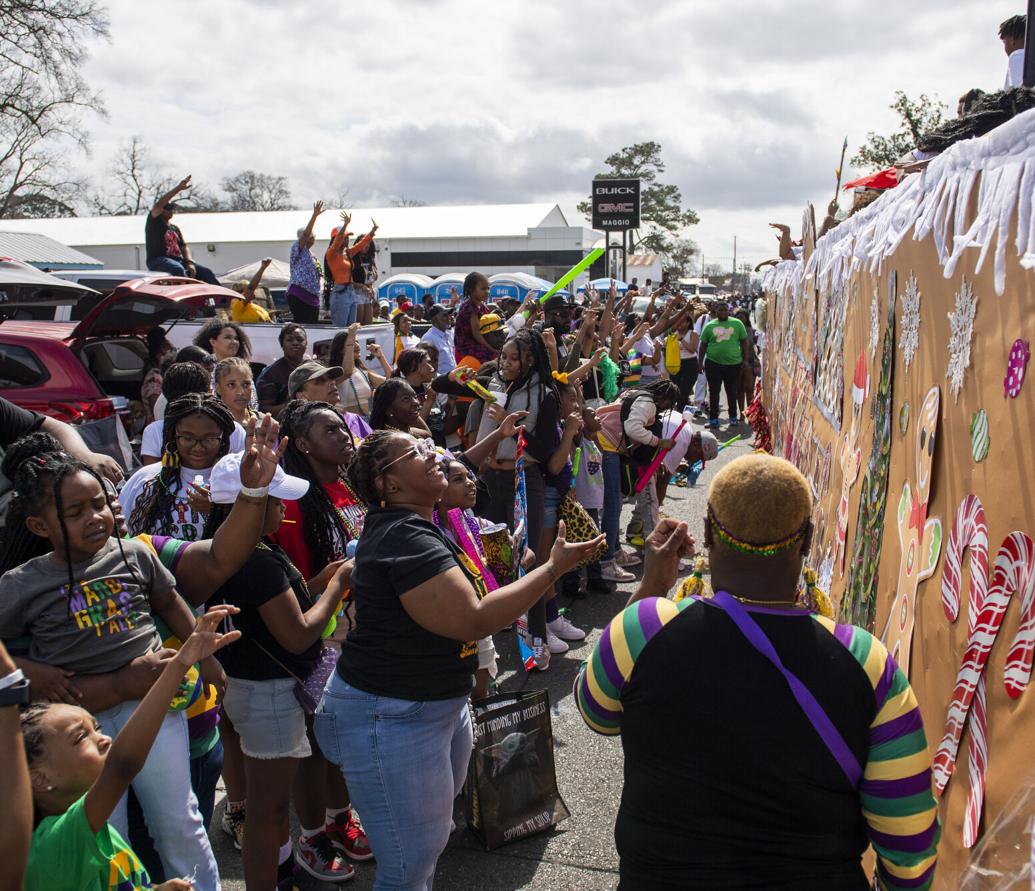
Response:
[239,484,269,499]
[0,668,24,692]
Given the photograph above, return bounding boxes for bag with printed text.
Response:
[465,688,569,850]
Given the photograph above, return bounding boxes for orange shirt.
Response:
[326,231,374,285]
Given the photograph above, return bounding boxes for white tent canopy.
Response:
[218,258,293,289]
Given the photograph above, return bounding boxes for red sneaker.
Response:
[326,810,374,862]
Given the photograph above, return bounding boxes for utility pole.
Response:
[732,236,738,291]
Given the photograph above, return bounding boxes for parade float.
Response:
[760,106,1035,889]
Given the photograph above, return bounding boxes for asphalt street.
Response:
[214,414,753,891]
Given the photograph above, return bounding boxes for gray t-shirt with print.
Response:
[0,537,175,674]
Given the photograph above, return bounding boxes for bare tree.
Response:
[92,136,178,215]
[220,170,293,212]
[391,196,427,207]
[0,0,109,218]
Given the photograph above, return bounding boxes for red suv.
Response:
[0,277,235,423]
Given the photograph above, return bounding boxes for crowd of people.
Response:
[0,189,948,889]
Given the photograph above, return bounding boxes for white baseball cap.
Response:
[209,452,310,504]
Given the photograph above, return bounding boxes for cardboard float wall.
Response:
[763,228,1035,890]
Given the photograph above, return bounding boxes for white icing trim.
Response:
[766,107,1035,298]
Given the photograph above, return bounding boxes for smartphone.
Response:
[365,337,376,359]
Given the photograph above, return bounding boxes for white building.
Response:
[0,203,602,283]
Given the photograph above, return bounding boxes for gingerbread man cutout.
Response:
[836,352,869,577]
[882,385,943,676]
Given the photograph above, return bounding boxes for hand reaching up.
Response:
[239,414,288,490]
[549,521,607,576]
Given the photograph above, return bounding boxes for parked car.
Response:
[0,277,235,424]
[0,259,102,320]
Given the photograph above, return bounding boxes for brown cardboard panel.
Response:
[762,216,1035,889]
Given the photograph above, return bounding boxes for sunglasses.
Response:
[378,437,437,474]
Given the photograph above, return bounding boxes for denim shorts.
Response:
[222,676,311,760]
[543,485,564,528]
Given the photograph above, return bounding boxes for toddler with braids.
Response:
[121,394,236,541]
[0,435,224,889]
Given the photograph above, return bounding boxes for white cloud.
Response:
[76,0,1022,268]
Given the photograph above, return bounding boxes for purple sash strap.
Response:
[709,590,863,787]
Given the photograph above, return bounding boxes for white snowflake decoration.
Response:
[899,273,922,369]
[818,547,835,595]
[946,278,978,402]
[868,287,880,358]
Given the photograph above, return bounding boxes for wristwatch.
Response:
[0,676,31,707]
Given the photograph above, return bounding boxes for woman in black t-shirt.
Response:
[315,429,603,890]
[205,455,354,889]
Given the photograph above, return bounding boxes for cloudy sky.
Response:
[79,0,1021,269]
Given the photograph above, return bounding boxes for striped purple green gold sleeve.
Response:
[574,596,691,735]
[813,616,940,891]
[134,533,189,575]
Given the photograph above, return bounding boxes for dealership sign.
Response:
[591,178,641,231]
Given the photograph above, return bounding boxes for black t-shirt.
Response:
[0,396,44,492]
[616,603,874,890]
[255,357,297,410]
[209,544,320,681]
[336,508,484,700]
[144,214,184,265]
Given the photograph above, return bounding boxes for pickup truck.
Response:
[48,268,399,365]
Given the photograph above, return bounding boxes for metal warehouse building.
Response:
[0,203,602,282]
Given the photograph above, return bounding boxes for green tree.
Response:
[851,91,947,171]
[663,237,699,279]
[577,141,699,256]
[0,0,108,218]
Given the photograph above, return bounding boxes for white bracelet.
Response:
[239,484,269,499]
[0,668,24,691]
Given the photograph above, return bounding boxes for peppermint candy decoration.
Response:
[1004,339,1030,399]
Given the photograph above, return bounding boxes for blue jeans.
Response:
[315,673,472,890]
[128,739,225,882]
[601,450,622,559]
[147,255,219,285]
[330,284,359,327]
[96,701,220,891]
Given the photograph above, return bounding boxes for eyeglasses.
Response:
[176,433,223,449]
[378,437,436,473]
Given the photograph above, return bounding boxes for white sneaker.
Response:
[600,560,636,583]
[532,638,551,670]
[614,549,642,567]
[546,630,569,654]
[548,615,586,642]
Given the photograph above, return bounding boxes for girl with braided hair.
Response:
[121,394,235,541]
[368,378,433,437]
[0,435,225,889]
[472,326,559,668]
[268,399,373,868]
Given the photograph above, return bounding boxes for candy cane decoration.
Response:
[1001,533,1035,699]
[940,495,988,623]
[934,497,989,794]
[934,527,1034,848]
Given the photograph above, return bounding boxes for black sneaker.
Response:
[586,577,617,595]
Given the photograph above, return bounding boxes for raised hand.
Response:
[175,175,192,193]
[239,414,288,490]
[550,521,606,575]
[499,410,528,438]
[339,211,351,226]
[312,200,325,218]
[639,518,695,597]
[177,609,241,667]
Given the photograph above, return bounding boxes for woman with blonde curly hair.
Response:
[576,453,940,891]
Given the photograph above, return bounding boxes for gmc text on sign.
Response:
[591,178,641,231]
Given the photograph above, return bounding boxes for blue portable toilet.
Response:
[377,273,433,304]
[428,272,468,302]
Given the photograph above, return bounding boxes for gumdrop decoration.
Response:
[1004,339,1030,398]
[899,272,922,369]
[946,278,978,403]
[970,410,989,463]
[899,402,910,437]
